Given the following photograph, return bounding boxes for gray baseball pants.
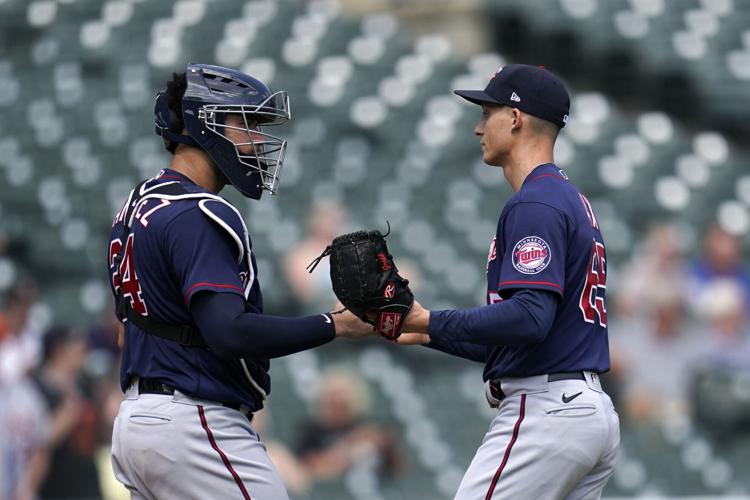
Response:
[455,372,620,500]
[111,380,289,500]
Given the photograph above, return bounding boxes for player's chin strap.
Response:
[113,180,208,349]
[155,126,200,149]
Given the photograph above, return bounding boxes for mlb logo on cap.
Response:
[454,64,570,128]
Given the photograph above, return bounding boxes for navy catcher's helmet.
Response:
[154,63,290,199]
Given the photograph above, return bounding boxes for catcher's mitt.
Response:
[307,225,413,340]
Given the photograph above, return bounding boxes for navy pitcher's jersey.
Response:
[107,169,268,410]
[484,163,610,380]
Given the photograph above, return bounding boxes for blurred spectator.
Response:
[614,283,703,423]
[615,223,689,319]
[694,279,750,369]
[253,408,313,496]
[0,281,42,384]
[691,279,750,435]
[686,224,750,313]
[91,364,128,500]
[296,368,403,482]
[31,325,103,499]
[283,200,349,313]
[0,376,50,500]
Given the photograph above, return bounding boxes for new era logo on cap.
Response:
[510,92,521,102]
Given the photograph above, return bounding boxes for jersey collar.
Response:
[523,163,568,186]
[157,168,198,186]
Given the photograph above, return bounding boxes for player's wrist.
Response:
[403,307,430,334]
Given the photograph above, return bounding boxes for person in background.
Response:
[614,284,702,423]
[0,281,42,384]
[615,223,689,319]
[694,279,750,369]
[690,279,750,435]
[252,408,313,497]
[283,200,349,314]
[687,224,750,313]
[296,368,403,482]
[0,281,49,500]
[32,325,102,499]
[0,374,50,500]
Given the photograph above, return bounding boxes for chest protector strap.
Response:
[113,180,208,349]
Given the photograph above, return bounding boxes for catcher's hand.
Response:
[308,224,414,340]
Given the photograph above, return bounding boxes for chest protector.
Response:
[112,179,268,399]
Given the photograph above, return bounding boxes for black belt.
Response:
[489,371,587,402]
[137,378,254,422]
[548,371,586,382]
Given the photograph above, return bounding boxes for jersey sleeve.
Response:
[164,206,246,306]
[497,202,567,298]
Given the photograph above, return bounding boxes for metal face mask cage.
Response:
[198,91,290,195]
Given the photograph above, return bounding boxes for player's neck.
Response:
[504,142,554,192]
[169,148,225,194]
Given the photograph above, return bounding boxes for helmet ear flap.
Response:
[154,91,198,151]
[155,91,182,151]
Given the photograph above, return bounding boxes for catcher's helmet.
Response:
[154,63,290,199]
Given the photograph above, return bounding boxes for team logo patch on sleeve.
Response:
[513,236,551,274]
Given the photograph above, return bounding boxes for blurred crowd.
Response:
[0,283,124,500]
[0,199,749,499]
[608,222,750,433]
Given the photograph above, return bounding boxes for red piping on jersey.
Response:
[197,405,252,500]
[184,282,244,303]
[158,174,185,181]
[528,173,565,182]
[485,394,526,499]
[499,280,563,291]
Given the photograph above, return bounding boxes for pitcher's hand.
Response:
[395,333,430,345]
[332,308,373,339]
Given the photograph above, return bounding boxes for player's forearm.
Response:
[191,292,335,358]
[429,289,557,345]
[425,338,488,362]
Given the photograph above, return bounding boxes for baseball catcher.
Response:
[308,224,414,340]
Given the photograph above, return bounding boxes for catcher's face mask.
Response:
[197,97,290,196]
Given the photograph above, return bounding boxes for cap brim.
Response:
[453,89,503,105]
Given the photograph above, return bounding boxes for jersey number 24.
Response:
[579,240,606,327]
[109,234,148,315]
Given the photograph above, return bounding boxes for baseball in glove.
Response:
[307,224,414,340]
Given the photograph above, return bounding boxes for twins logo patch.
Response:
[513,236,551,274]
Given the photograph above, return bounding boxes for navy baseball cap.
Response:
[454,64,570,128]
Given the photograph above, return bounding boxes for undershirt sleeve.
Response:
[424,339,488,363]
[190,291,335,359]
[428,288,559,346]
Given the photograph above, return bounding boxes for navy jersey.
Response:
[107,169,268,410]
[483,163,610,380]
